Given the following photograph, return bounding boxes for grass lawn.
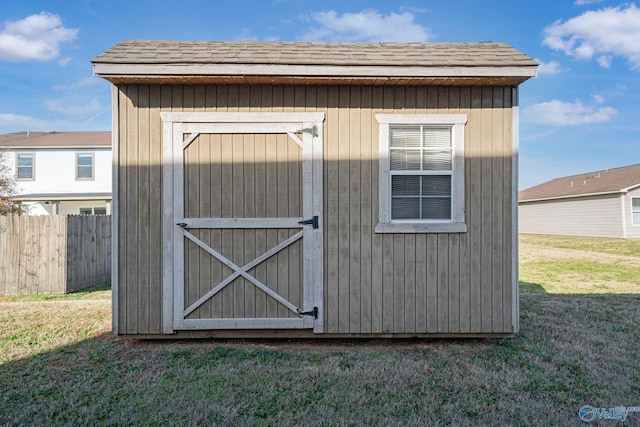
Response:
[1,235,639,426]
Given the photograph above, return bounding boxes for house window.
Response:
[375,114,467,233]
[16,152,34,180]
[76,152,94,180]
[632,198,640,226]
[79,207,107,215]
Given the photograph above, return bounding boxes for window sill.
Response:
[375,222,467,234]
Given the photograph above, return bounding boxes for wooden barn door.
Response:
[161,113,324,333]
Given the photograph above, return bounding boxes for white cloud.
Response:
[575,0,603,5]
[45,98,101,117]
[302,9,433,42]
[536,60,565,75]
[591,93,605,103]
[521,99,617,126]
[0,113,61,130]
[0,12,78,62]
[52,77,101,92]
[58,57,72,67]
[543,4,640,69]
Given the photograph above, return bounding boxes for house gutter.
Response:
[519,190,625,203]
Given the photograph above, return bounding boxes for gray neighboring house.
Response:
[519,164,640,238]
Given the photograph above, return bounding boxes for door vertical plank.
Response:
[232,133,245,318]
[210,133,223,318]
[199,133,212,319]
[265,132,279,319]
[254,133,267,318]
[220,133,234,318]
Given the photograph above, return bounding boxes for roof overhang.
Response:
[14,193,112,202]
[519,190,624,203]
[92,63,538,86]
[3,145,111,150]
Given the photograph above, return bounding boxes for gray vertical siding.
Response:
[115,84,516,336]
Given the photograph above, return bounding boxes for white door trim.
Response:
[161,112,324,333]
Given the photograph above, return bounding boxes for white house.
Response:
[0,131,112,215]
[519,164,640,238]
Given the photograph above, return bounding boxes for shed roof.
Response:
[0,131,111,149]
[519,164,640,202]
[92,40,538,86]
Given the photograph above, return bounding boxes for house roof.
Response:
[0,131,111,149]
[92,40,538,86]
[519,164,640,202]
[13,192,112,201]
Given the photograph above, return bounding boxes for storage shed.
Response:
[519,164,640,238]
[92,40,537,338]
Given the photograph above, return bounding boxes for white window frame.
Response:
[375,114,467,233]
[632,197,640,226]
[76,152,95,180]
[16,152,35,181]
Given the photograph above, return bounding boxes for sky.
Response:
[1,0,639,189]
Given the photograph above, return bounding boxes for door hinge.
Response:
[298,215,319,229]
[176,223,188,228]
[298,307,318,319]
[298,126,317,137]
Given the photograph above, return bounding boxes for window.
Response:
[632,198,640,226]
[76,152,94,180]
[375,114,467,233]
[79,207,107,215]
[16,153,34,180]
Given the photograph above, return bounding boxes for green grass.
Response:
[520,233,640,258]
[1,238,639,426]
[521,259,640,293]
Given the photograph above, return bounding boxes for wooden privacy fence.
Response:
[0,215,111,294]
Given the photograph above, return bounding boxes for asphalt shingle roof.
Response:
[93,40,538,67]
[519,164,640,202]
[0,131,111,148]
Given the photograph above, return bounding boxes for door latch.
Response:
[298,215,319,229]
[298,307,318,319]
[176,223,188,228]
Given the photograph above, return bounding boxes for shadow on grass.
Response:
[519,281,547,294]
[71,282,112,294]
[2,285,640,426]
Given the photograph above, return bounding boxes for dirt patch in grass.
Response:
[520,234,640,293]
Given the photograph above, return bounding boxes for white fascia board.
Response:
[94,63,538,79]
[519,190,624,203]
[620,183,640,193]
[13,193,112,201]
[4,146,111,150]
